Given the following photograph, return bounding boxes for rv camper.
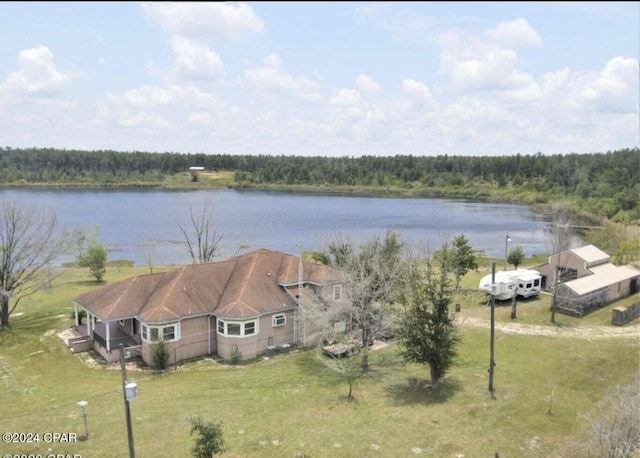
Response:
[478,269,542,300]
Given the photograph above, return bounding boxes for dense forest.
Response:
[0,147,638,223]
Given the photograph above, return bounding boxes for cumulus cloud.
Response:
[574,56,639,113]
[485,18,542,48]
[244,53,321,100]
[118,111,172,130]
[401,79,438,110]
[355,74,381,92]
[141,2,264,40]
[0,45,76,96]
[140,2,264,86]
[438,19,540,93]
[169,37,225,82]
[94,83,230,133]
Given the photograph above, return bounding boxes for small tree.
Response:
[317,347,365,400]
[78,241,108,282]
[507,246,525,270]
[451,234,478,293]
[141,238,158,274]
[190,416,226,457]
[150,340,171,371]
[73,225,107,282]
[398,244,460,391]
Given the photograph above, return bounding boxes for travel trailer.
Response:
[478,269,542,300]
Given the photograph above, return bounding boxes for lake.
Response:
[0,188,557,266]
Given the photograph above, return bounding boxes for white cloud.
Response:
[123,85,174,107]
[485,18,542,48]
[438,19,540,93]
[94,83,230,134]
[141,2,264,40]
[401,79,438,110]
[244,53,321,100]
[355,74,380,92]
[169,37,225,82]
[575,56,639,113]
[0,45,76,96]
[441,47,535,92]
[118,112,172,130]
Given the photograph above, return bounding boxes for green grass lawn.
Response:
[0,266,638,457]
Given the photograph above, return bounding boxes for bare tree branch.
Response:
[0,201,69,327]
[178,204,223,264]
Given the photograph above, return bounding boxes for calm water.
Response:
[0,188,556,266]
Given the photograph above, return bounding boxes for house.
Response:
[69,249,350,365]
[535,244,640,316]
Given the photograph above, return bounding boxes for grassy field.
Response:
[0,265,638,457]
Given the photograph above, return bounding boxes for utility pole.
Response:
[297,242,305,348]
[119,344,136,458]
[488,262,496,393]
[504,233,511,271]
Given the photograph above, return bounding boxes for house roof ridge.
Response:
[101,276,137,319]
[147,265,187,316]
[236,250,260,304]
[212,257,240,313]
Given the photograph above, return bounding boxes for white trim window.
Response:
[333,284,342,301]
[141,323,180,343]
[272,313,286,327]
[217,319,259,337]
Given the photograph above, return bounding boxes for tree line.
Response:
[1,147,638,220]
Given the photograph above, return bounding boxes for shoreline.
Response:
[0,181,604,227]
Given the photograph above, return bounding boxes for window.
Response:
[141,323,180,343]
[272,314,286,327]
[227,323,241,336]
[333,284,342,301]
[163,326,175,341]
[217,319,259,338]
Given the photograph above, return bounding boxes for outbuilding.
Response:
[536,244,640,316]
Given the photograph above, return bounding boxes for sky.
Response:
[0,2,638,157]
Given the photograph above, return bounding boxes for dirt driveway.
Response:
[458,316,640,340]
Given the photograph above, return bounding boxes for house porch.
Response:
[70,322,140,363]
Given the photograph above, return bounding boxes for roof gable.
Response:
[570,245,610,266]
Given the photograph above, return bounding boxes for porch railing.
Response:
[93,331,108,349]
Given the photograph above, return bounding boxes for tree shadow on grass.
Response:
[385,376,462,406]
[69,279,105,288]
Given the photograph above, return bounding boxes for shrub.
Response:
[70,309,87,324]
[150,340,170,371]
[190,416,226,457]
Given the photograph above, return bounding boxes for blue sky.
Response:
[0,2,638,156]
